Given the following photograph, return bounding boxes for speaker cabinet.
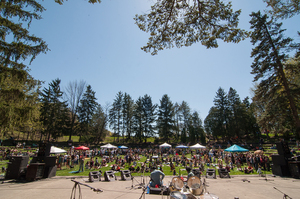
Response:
[206,169,216,179]
[272,164,290,177]
[26,163,45,181]
[288,162,300,179]
[276,142,291,157]
[272,155,287,166]
[218,168,230,178]
[104,171,116,181]
[121,170,131,181]
[89,171,100,182]
[5,156,29,180]
[43,165,57,178]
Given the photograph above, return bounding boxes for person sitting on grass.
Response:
[85,161,90,170]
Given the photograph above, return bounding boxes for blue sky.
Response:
[28,0,299,121]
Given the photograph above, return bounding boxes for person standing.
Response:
[79,156,84,172]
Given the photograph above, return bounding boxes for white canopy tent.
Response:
[190,143,206,149]
[159,142,172,148]
[50,146,67,154]
[100,143,118,149]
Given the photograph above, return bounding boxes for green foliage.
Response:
[204,87,258,140]
[78,85,98,142]
[134,0,248,55]
[264,0,300,19]
[157,94,175,141]
[40,79,69,140]
[0,0,48,137]
[250,11,300,137]
[54,0,101,5]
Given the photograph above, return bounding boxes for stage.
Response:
[0,174,299,199]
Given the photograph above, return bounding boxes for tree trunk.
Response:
[264,23,300,137]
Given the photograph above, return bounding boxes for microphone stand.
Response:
[274,187,292,199]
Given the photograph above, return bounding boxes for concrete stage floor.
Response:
[0,174,299,199]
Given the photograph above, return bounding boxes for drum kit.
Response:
[169,175,219,199]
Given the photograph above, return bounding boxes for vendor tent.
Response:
[224,144,249,152]
[74,146,89,150]
[175,145,188,149]
[159,142,172,148]
[118,145,128,149]
[50,146,67,154]
[101,143,118,149]
[190,143,206,149]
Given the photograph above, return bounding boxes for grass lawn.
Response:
[55,154,272,178]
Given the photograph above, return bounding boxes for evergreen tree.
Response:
[78,85,98,142]
[250,11,300,137]
[180,101,191,143]
[0,1,48,137]
[189,111,205,144]
[109,91,123,142]
[213,87,229,140]
[133,97,144,143]
[122,93,134,141]
[134,0,247,55]
[227,87,243,138]
[40,79,69,141]
[173,102,182,141]
[142,94,157,142]
[157,94,175,141]
[204,106,220,139]
[264,0,300,19]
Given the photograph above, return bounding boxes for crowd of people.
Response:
[0,142,291,176]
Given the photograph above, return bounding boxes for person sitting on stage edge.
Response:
[150,169,165,187]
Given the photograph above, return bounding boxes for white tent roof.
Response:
[190,143,206,149]
[100,143,118,149]
[50,146,67,154]
[159,142,172,148]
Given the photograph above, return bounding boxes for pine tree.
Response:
[142,94,157,142]
[78,85,98,142]
[133,97,144,143]
[250,11,300,137]
[40,79,69,141]
[0,1,48,137]
[157,94,175,141]
[122,93,134,141]
[134,0,247,55]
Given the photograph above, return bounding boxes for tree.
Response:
[91,104,108,145]
[157,94,175,141]
[40,79,69,141]
[213,87,229,140]
[109,91,123,142]
[0,1,48,137]
[142,94,157,142]
[54,0,101,5]
[249,11,300,137]
[64,80,86,141]
[189,111,205,144]
[180,101,191,143]
[133,97,144,143]
[78,85,98,142]
[264,0,300,19]
[134,0,248,55]
[122,93,134,141]
[173,102,182,141]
